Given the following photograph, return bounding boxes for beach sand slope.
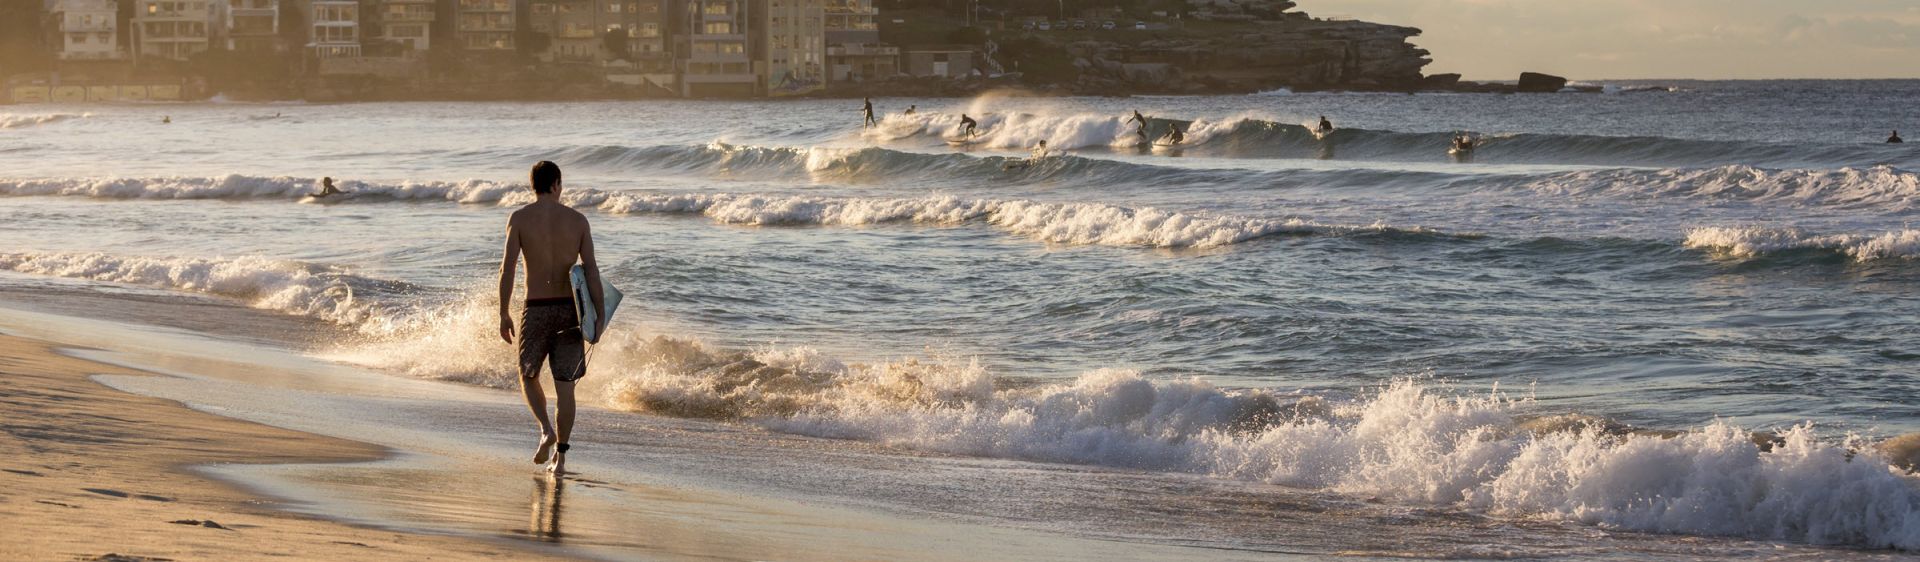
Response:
[0,334,573,561]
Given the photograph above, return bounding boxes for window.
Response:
[74,34,89,44]
[606,1,619,12]
[703,21,731,34]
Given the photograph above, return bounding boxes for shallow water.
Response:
[3,81,1920,554]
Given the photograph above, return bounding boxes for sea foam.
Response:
[1684,227,1920,260]
[7,249,1920,549]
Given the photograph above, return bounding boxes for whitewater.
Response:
[3,80,1919,557]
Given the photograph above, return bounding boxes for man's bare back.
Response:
[507,203,592,300]
[496,161,603,475]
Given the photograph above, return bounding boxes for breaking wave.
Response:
[0,175,1449,250]
[0,112,88,129]
[1684,227,1920,261]
[10,248,1920,550]
[872,111,1918,168]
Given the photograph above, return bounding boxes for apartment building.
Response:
[310,0,359,57]
[457,0,515,51]
[132,0,213,61]
[225,0,279,53]
[753,0,823,95]
[52,0,119,60]
[379,0,435,52]
[676,0,752,96]
[824,0,894,82]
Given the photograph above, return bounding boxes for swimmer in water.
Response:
[310,177,345,198]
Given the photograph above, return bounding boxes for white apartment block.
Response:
[53,0,120,60]
[381,0,436,52]
[310,0,361,58]
[757,0,823,95]
[132,0,213,61]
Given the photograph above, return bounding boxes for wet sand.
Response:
[0,332,574,561]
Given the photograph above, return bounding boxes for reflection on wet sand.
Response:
[524,476,565,542]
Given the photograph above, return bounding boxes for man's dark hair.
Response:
[531,161,561,194]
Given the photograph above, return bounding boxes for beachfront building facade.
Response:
[530,0,600,62]
[752,0,824,96]
[675,0,754,97]
[52,0,120,60]
[458,0,516,52]
[823,0,894,83]
[623,0,669,70]
[530,0,669,68]
[309,0,360,58]
[132,0,213,61]
[225,0,280,54]
[379,0,436,53]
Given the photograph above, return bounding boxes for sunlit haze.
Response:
[1312,0,1920,79]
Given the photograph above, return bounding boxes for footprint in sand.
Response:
[168,519,230,530]
[34,499,79,508]
[136,494,175,502]
[3,468,44,477]
[82,488,129,498]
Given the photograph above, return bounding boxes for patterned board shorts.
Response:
[519,298,586,382]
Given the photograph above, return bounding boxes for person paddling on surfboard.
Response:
[1891,130,1905,144]
[310,176,345,198]
[498,160,605,476]
[959,114,979,138]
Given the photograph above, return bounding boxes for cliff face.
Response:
[1063,18,1432,94]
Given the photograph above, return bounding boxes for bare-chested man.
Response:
[497,160,605,475]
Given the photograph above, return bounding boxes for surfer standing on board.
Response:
[862,97,877,128]
[959,114,978,138]
[498,160,605,475]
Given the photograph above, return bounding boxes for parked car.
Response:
[1022,21,1035,30]
[1037,21,1050,30]
[1101,20,1116,30]
[1072,19,1087,30]
[1134,21,1147,30]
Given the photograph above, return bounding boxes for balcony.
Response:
[827,44,896,57]
[64,21,114,32]
[459,0,513,12]
[384,8,435,22]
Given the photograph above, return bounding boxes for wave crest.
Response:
[1684,227,1920,260]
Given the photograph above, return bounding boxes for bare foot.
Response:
[546,451,566,476]
[532,432,557,465]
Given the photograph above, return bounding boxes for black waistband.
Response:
[525,297,574,308]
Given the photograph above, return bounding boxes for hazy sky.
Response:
[1308,0,1920,79]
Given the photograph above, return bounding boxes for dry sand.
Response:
[0,333,575,561]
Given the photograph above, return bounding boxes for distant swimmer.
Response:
[904,105,917,115]
[959,113,979,138]
[862,97,877,128]
[1891,130,1905,144]
[162,115,171,124]
[1316,115,1334,134]
[1031,140,1050,161]
[498,161,605,475]
[1450,133,1478,156]
[310,176,345,198]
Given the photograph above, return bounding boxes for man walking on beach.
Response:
[498,161,605,475]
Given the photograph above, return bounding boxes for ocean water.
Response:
[4,80,1920,555]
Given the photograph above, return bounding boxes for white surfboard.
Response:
[569,264,623,344]
[945,136,982,146]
